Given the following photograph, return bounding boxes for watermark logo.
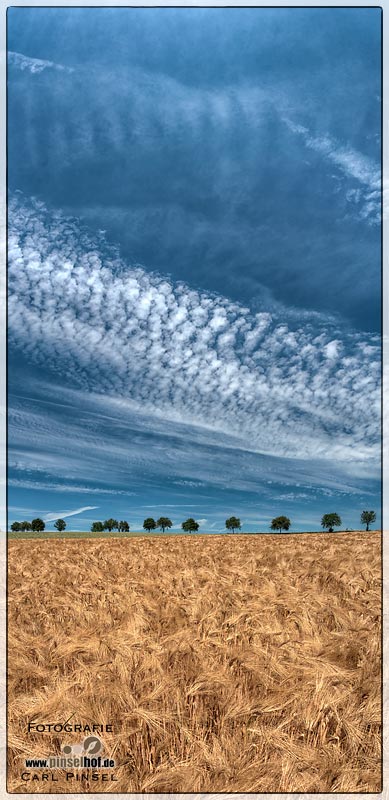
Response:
[24,735,115,770]
[61,735,103,758]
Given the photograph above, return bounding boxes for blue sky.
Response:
[8,8,381,532]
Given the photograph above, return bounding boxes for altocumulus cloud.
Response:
[9,195,380,467]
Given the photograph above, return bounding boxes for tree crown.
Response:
[321,513,341,530]
[31,518,45,531]
[143,517,157,530]
[225,517,241,531]
[157,517,173,530]
[103,519,118,531]
[270,516,291,532]
[182,518,199,532]
[360,510,376,531]
[361,510,376,522]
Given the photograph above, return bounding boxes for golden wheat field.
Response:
[7,530,381,793]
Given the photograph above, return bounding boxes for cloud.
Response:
[9,58,381,332]
[284,118,380,224]
[44,505,98,522]
[9,388,378,501]
[8,478,133,496]
[324,340,341,360]
[174,480,205,488]
[8,194,380,472]
[8,51,74,75]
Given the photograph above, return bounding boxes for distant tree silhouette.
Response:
[31,518,45,532]
[54,519,66,532]
[225,517,241,533]
[270,516,291,533]
[118,520,130,532]
[91,521,104,532]
[182,518,199,533]
[19,521,32,532]
[103,519,118,532]
[321,513,341,532]
[360,510,376,531]
[143,518,157,532]
[10,522,21,532]
[157,517,173,532]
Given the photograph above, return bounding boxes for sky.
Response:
[8,8,381,532]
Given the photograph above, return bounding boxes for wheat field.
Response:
[7,531,381,793]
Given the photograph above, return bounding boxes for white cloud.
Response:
[324,340,341,360]
[8,51,74,75]
[8,478,133,496]
[44,505,98,522]
[140,504,203,508]
[283,118,380,225]
[9,390,377,500]
[8,195,380,473]
[174,480,205,488]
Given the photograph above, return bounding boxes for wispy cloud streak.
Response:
[44,505,98,522]
[8,51,74,75]
[284,118,380,224]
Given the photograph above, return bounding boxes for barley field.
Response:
[7,531,381,793]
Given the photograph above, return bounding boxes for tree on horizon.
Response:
[270,516,291,533]
[361,510,376,531]
[157,517,173,532]
[91,521,104,532]
[225,516,241,533]
[143,517,157,532]
[31,518,45,532]
[118,520,130,532]
[182,518,199,533]
[54,519,66,532]
[103,519,118,532]
[321,513,341,532]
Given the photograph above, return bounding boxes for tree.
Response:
[321,513,341,533]
[157,517,173,533]
[225,516,241,533]
[270,516,291,533]
[143,518,157,532]
[182,518,199,533]
[361,510,376,531]
[118,520,130,532]
[20,521,32,532]
[91,521,104,532]
[54,519,66,532]
[103,519,118,532]
[31,518,45,532]
[10,522,21,532]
